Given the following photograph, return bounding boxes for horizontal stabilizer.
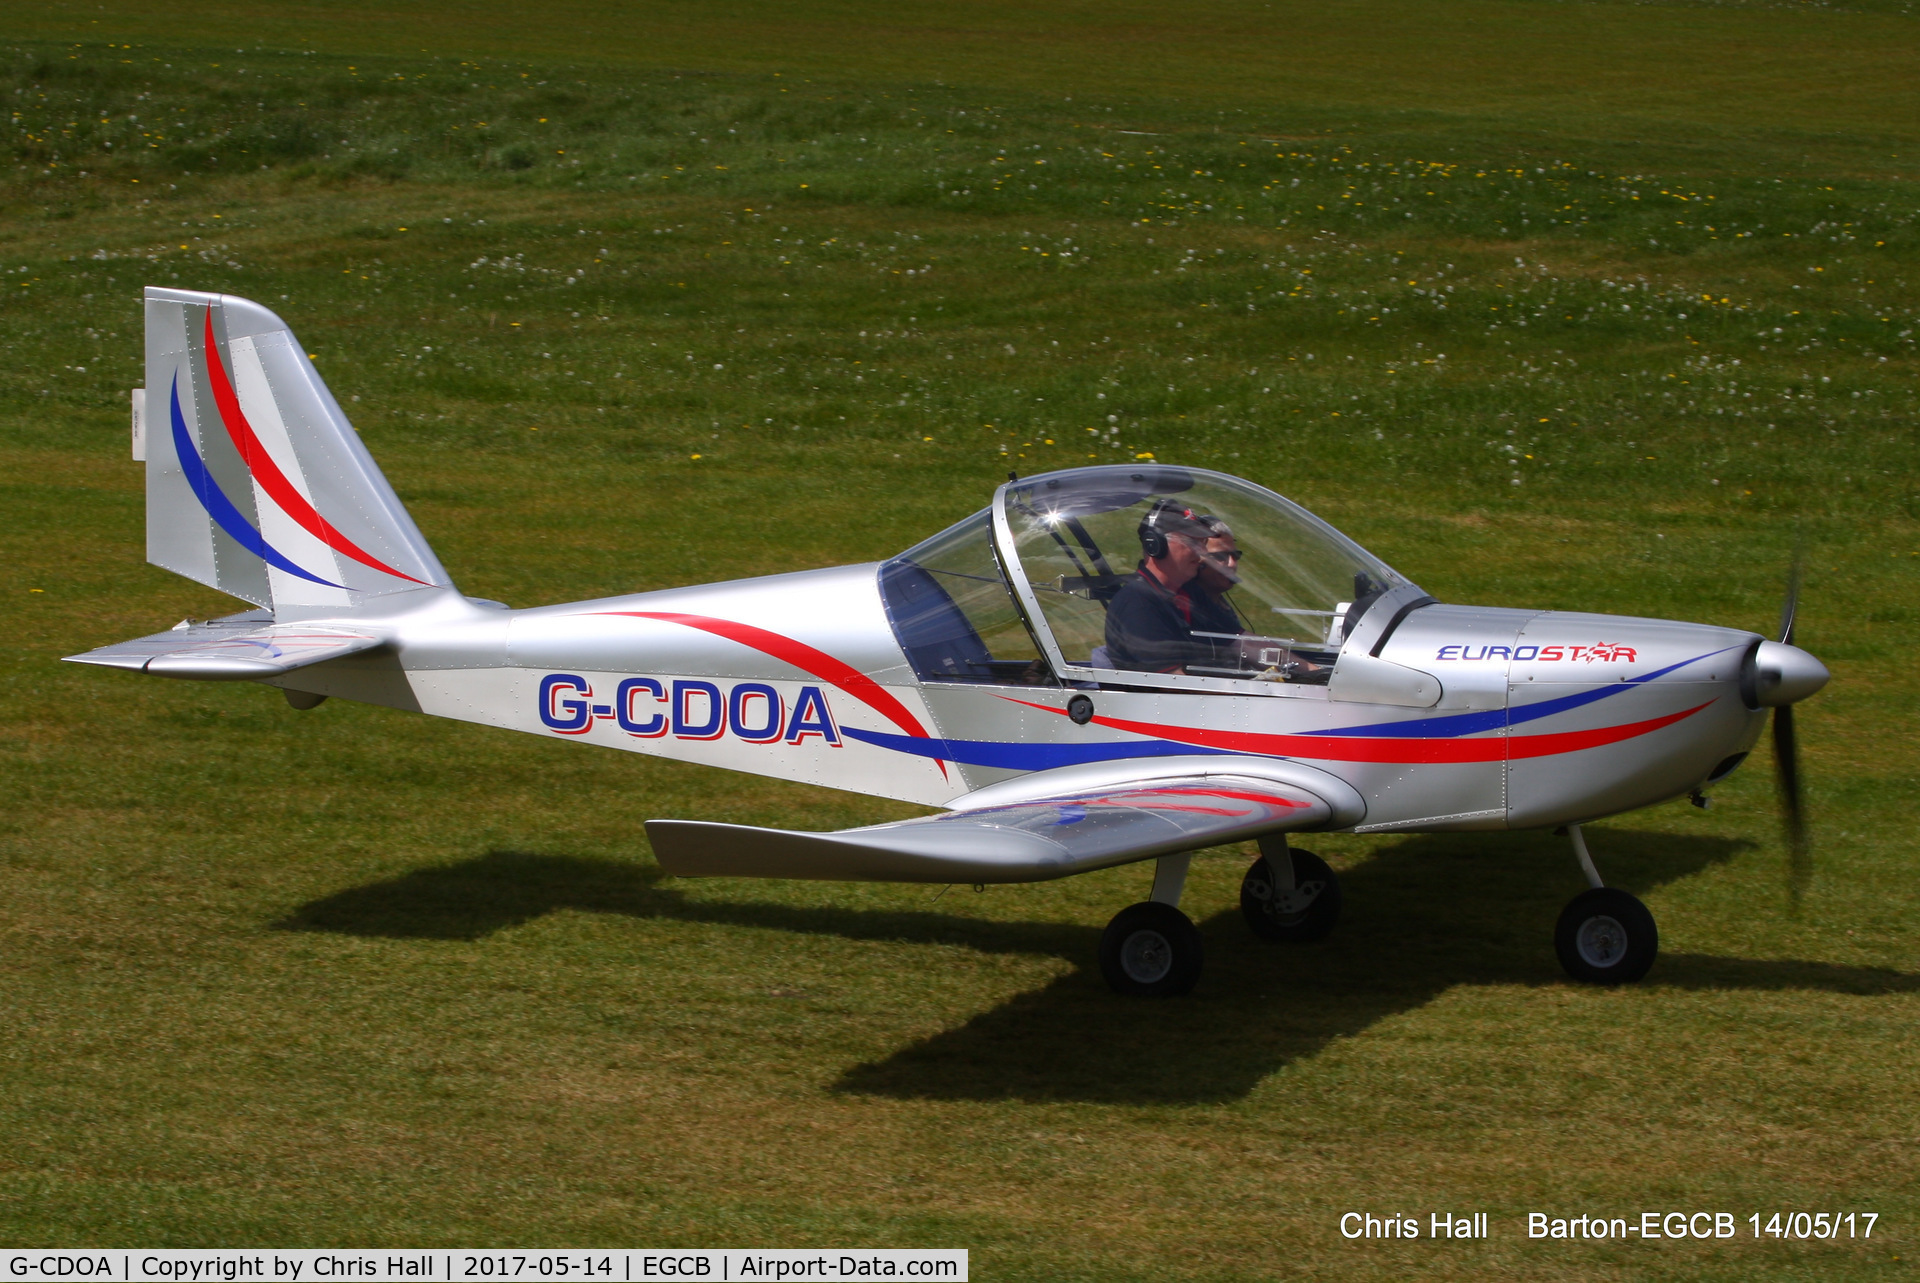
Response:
[647,774,1331,884]
[64,610,382,680]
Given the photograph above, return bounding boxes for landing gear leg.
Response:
[1554,823,1658,985]
[1099,854,1203,997]
[1149,852,1189,906]
[1240,833,1341,942]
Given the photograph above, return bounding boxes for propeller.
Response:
[1773,551,1810,905]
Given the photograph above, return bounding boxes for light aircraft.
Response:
[71,289,1831,995]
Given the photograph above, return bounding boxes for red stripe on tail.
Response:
[201,311,429,586]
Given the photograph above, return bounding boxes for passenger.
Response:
[1104,500,1224,673]
[1190,517,1247,641]
[1192,516,1327,682]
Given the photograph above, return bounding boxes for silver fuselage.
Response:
[264,563,1768,835]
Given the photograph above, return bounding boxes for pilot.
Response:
[1104,500,1226,673]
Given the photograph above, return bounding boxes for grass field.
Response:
[1,1,1917,1276]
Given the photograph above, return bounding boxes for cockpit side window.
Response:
[880,510,1050,684]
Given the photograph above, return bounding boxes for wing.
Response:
[646,773,1332,884]
[64,610,383,680]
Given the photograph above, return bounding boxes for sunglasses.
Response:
[1207,548,1244,562]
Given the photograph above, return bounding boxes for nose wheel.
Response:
[1554,825,1659,984]
[1555,887,1658,984]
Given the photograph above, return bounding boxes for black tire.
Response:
[1555,887,1658,985]
[1240,849,1342,942]
[1099,901,1204,997]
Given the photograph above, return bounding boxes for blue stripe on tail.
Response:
[169,373,343,589]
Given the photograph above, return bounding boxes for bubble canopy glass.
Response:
[991,465,1416,692]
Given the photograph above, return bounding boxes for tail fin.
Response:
[142,288,453,617]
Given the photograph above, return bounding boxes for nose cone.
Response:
[1750,640,1829,707]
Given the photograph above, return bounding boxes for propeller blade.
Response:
[1773,544,1809,903]
[1778,545,1803,646]
[1774,703,1809,905]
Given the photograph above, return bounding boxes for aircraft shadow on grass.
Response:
[281,832,1920,1105]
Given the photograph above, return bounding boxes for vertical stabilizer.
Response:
[143,288,452,616]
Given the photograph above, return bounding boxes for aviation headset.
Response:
[1138,499,1196,561]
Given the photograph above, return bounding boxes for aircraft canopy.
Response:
[881,465,1418,695]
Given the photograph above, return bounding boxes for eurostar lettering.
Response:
[538,674,841,745]
[1434,643,1638,663]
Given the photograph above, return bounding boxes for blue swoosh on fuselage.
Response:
[856,645,1750,767]
[1303,644,1748,738]
[839,728,1233,770]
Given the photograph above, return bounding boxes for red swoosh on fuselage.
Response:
[998,696,1716,763]
[201,311,429,585]
[593,611,947,777]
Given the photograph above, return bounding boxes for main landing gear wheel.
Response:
[1099,901,1204,997]
[1555,887,1658,985]
[1240,848,1342,942]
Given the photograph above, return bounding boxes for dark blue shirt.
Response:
[1105,565,1238,672]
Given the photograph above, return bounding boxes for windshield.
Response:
[998,466,1411,685]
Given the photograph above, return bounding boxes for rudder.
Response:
[143,288,452,616]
